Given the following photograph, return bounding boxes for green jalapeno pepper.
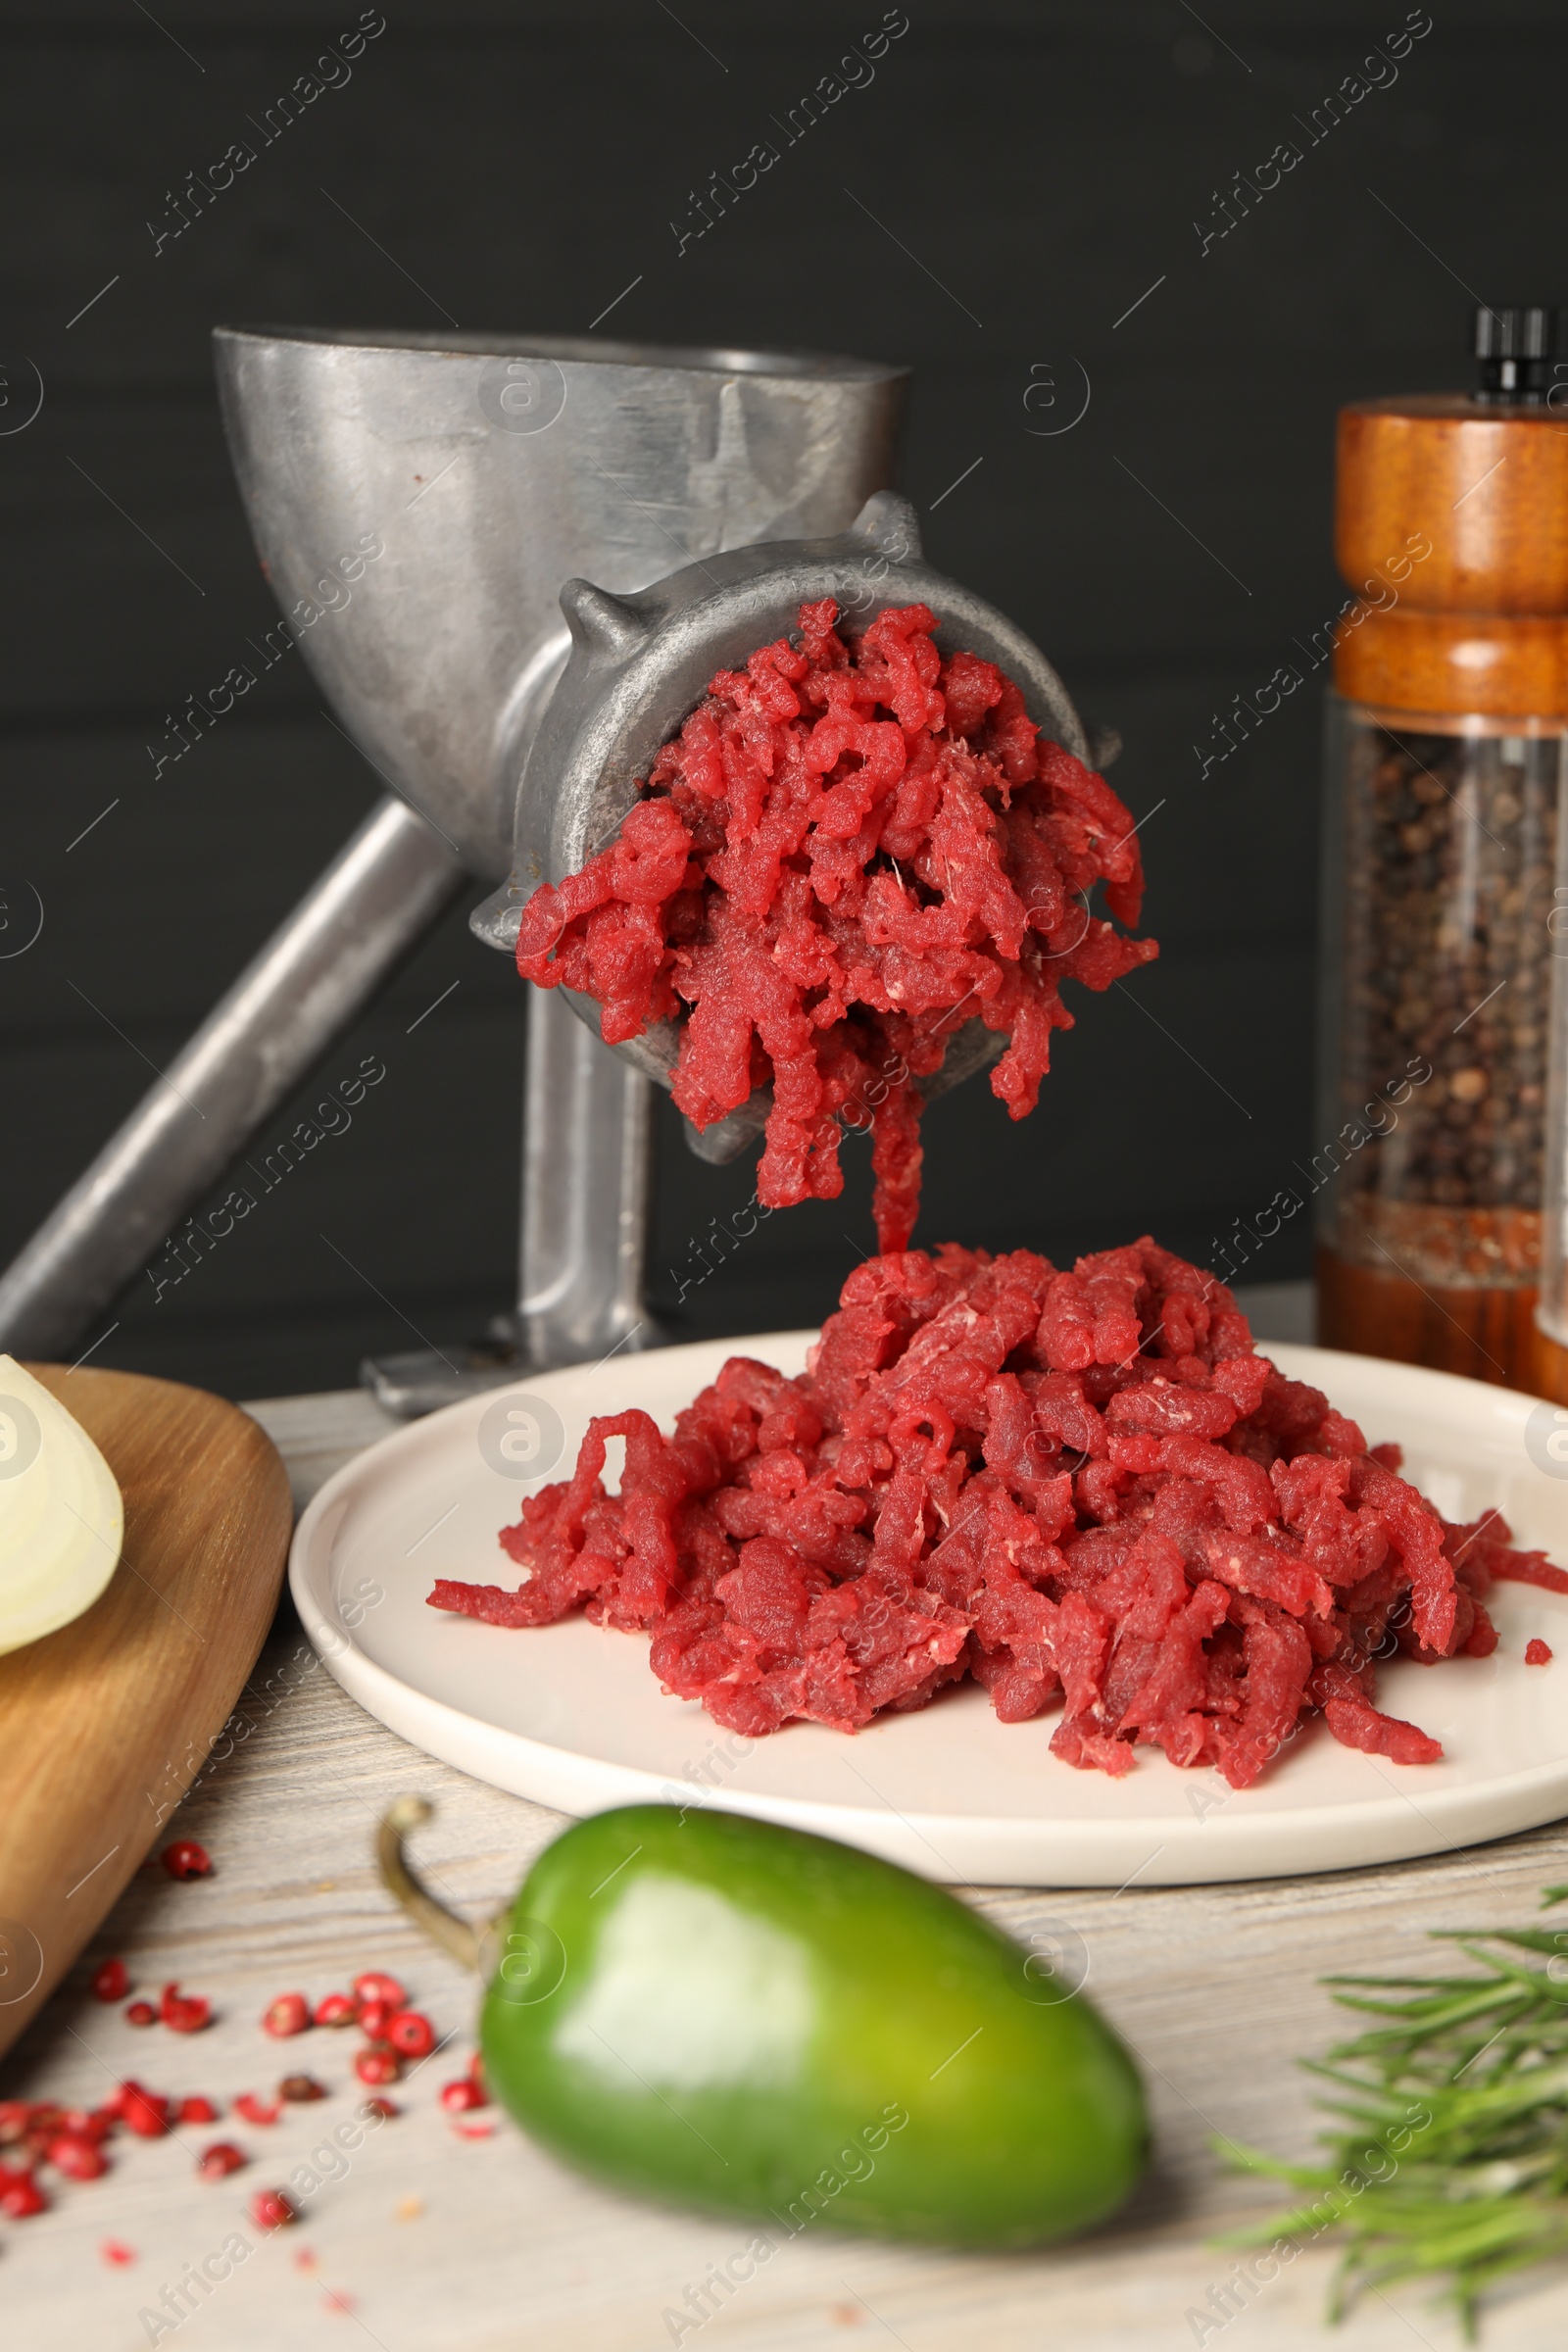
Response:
[381,1797,1147,2248]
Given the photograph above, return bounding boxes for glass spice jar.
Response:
[1315,309,1568,1388]
[1529,778,1568,1398]
[1318,708,1562,1363]
[1542,865,1568,1392]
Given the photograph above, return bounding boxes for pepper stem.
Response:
[376,1795,484,1974]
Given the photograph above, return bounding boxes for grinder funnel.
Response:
[214,327,910,879]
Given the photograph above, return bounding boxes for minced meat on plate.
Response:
[430,1240,1561,1788]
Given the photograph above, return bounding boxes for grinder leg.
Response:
[360,984,662,1417]
[517,985,659,1370]
[0,797,464,1360]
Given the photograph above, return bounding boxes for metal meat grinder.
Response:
[0,329,1097,1414]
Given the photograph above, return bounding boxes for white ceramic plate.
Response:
[289,1339,1568,1886]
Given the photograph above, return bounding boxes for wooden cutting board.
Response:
[0,1363,292,2056]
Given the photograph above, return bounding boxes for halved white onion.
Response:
[0,1355,122,1655]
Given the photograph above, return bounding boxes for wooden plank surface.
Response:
[1,1387,1565,2349]
[0,1364,292,2057]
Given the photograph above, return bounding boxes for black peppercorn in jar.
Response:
[1316,703,1562,1314]
[1528,767,1568,1397]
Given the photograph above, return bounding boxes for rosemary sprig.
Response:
[1218,1883,1568,2339]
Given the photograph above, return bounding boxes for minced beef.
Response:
[514,600,1155,1251]
[430,1241,1560,1787]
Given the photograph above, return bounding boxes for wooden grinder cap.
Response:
[1336,387,1568,718]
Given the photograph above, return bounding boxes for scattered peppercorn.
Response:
[250,2187,297,2231]
[233,2093,281,2127]
[161,1840,212,1882]
[0,2173,48,2218]
[355,1998,395,2043]
[159,1984,212,2034]
[262,1992,310,2038]
[100,2239,137,2266]
[384,2010,435,2060]
[439,2078,484,2114]
[1,1958,420,2222]
[120,2090,171,2139]
[45,2132,109,2180]
[352,1973,406,2011]
[59,2108,111,2141]
[91,1958,129,2003]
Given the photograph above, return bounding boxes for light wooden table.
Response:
[4,1383,1566,2352]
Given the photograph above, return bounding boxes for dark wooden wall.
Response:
[2,0,1557,1398]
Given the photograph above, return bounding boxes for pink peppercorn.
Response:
[160,1984,212,2034]
[121,2090,170,2139]
[386,2010,435,2060]
[233,2092,280,2127]
[45,2132,109,2181]
[251,2187,297,2230]
[262,1992,310,2038]
[161,1840,212,1881]
[59,2108,112,2142]
[352,1972,405,2010]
